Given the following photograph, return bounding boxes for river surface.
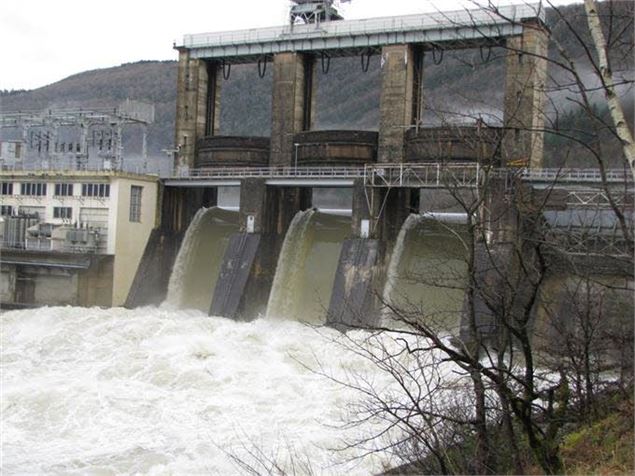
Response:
[1,305,396,475]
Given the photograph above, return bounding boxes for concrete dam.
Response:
[124,2,631,337]
[141,201,468,332]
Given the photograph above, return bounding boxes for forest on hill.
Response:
[1,1,632,167]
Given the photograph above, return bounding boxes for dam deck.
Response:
[177,4,538,61]
[164,164,633,191]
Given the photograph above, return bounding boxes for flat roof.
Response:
[177,3,544,61]
[0,169,160,183]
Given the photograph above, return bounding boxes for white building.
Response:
[0,170,159,307]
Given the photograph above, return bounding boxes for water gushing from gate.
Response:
[382,213,468,334]
[165,207,239,311]
[266,210,350,324]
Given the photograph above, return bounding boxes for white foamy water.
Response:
[1,305,397,475]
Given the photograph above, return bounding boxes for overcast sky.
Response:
[1,0,579,91]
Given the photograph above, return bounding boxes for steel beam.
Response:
[178,4,541,61]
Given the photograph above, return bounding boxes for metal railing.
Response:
[363,164,633,188]
[520,168,633,183]
[364,163,481,188]
[0,162,156,176]
[174,166,366,180]
[0,239,106,254]
[166,164,634,187]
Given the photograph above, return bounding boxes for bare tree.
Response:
[318,2,633,474]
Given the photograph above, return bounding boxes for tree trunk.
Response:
[584,0,635,180]
[471,369,492,474]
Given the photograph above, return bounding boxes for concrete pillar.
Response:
[460,177,540,344]
[351,178,415,242]
[238,178,272,233]
[327,238,383,329]
[174,50,215,170]
[270,52,314,167]
[502,19,549,169]
[238,179,312,235]
[351,178,373,238]
[204,61,222,136]
[481,177,519,244]
[378,44,416,163]
[333,179,416,329]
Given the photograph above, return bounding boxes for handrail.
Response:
[0,163,156,176]
[167,164,633,184]
[174,166,366,179]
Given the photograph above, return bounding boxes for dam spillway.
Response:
[162,204,469,332]
[164,205,352,324]
[266,210,351,324]
[382,214,468,334]
[166,207,239,312]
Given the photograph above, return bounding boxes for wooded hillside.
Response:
[1,2,632,167]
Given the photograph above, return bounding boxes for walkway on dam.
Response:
[165,164,633,191]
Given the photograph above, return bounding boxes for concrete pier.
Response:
[378,44,416,164]
[270,53,315,167]
[210,178,312,319]
[327,238,383,329]
[502,19,549,168]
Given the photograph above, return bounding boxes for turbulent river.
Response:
[1,209,471,474]
[1,305,397,475]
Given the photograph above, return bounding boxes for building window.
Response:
[54,183,74,196]
[1,182,13,195]
[81,183,110,198]
[129,185,142,222]
[53,207,73,219]
[20,182,47,196]
[0,205,13,216]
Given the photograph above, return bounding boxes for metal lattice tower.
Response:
[289,1,344,26]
